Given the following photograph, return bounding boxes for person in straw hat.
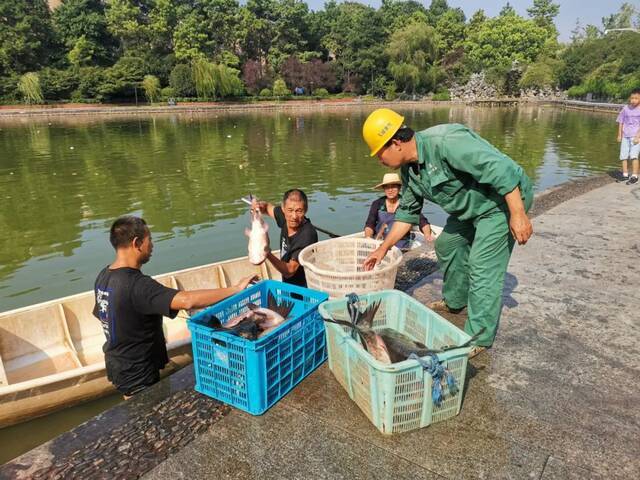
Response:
[361,108,533,358]
[364,172,433,250]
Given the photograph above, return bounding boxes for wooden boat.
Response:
[0,227,440,428]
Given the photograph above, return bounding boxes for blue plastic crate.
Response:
[187,280,328,415]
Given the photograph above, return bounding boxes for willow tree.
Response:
[142,74,161,102]
[18,72,44,104]
[386,21,439,94]
[193,58,217,99]
[192,58,243,99]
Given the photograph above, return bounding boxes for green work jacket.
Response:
[395,124,532,224]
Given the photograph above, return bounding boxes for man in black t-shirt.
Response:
[93,216,255,398]
[253,189,318,287]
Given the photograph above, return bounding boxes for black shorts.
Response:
[106,356,160,397]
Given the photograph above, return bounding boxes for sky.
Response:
[305,0,638,42]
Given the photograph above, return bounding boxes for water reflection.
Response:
[0,106,617,310]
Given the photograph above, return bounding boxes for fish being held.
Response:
[205,291,294,340]
[244,194,270,265]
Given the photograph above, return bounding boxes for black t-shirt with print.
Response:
[274,206,318,287]
[93,266,179,394]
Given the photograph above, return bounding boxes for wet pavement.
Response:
[3,174,638,479]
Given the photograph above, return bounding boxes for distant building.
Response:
[48,0,61,10]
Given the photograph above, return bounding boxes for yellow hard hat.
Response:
[362,108,405,156]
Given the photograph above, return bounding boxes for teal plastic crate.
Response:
[188,280,328,415]
[318,290,472,434]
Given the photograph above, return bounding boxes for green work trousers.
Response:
[434,196,532,347]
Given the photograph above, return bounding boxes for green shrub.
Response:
[161,86,175,100]
[72,67,105,101]
[39,68,78,100]
[98,57,146,100]
[485,66,509,94]
[142,75,161,103]
[222,67,245,97]
[169,64,195,97]
[259,88,272,97]
[580,61,621,99]
[567,84,588,98]
[312,88,329,97]
[0,74,19,102]
[18,73,44,104]
[432,90,451,101]
[368,75,387,97]
[519,61,557,90]
[618,73,640,100]
[385,83,397,101]
[332,92,357,99]
[272,78,289,96]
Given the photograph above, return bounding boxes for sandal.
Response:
[428,299,466,315]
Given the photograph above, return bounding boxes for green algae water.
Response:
[0,105,618,311]
[0,104,619,463]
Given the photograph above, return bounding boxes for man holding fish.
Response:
[248,189,318,287]
[362,109,534,358]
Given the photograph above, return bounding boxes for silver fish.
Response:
[245,194,270,265]
[326,294,482,364]
[333,298,393,363]
[375,328,435,364]
[208,292,294,340]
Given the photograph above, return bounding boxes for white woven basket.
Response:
[298,237,403,298]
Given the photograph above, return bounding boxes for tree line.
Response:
[1,0,639,104]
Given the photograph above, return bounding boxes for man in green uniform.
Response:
[362,108,533,357]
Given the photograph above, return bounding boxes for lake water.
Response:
[0,105,617,311]
[0,104,619,463]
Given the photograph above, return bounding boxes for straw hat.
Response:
[374,173,402,190]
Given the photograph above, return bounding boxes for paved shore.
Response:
[0,99,426,118]
[3,175,638,479]
[0,98,622,119]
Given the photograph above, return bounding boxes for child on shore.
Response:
[616,88,640,185]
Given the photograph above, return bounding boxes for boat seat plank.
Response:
[0,304,81,384]
[173,266,221,291]
[220,259,268,287]
[155,274,178,289]
[62,294,106,366]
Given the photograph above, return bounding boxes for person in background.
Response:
[93,216,255,399]
[616,88,640,185]
[364,172,433,250]
[253,189,318,287]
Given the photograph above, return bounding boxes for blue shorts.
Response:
[620,137,640,160]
